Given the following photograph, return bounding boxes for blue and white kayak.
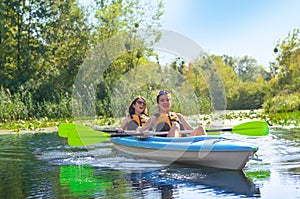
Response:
[111,136,258,170]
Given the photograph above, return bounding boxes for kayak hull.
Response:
[111,136,257,170]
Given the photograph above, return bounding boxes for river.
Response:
[0,127,299,198]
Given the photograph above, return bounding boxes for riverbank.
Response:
[0,109,298,135]
[0,126,58,135]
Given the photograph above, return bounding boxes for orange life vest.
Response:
[154,112,183,132]
[126,114,148,130]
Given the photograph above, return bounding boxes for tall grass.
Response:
[0,87,72,123]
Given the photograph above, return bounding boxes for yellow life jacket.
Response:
[154,112,183,132]
[126,114,148,130]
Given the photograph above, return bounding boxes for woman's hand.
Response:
[176,113,183,121]
[136,126,150,138]
[117,128,124,133]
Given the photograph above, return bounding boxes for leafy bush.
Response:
[263,92,300,113]
[267,111,300,126]
[0,87,72,122]
[0,88,28,121]
[226,81,267,110]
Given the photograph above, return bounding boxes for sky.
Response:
[160,0,300,67]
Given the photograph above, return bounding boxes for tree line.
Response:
[0,0,299,123]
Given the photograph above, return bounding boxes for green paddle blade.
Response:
[68,137,110,146]
[232,121,269,136]
[58,123,112,146]
[58,123,96,138]
[58,123,77,138]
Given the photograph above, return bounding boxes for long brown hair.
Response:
[128,96,148,116]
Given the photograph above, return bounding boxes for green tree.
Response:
[30,0,90,101]
[263,28,300,113]
[222,55,270,82]
[212,55,268,110]
[0,0,44,93]
[89,0,163,117]
[0,0,90,102]
[271,28,300,93]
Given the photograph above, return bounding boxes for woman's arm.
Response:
[136,116,157,137]
[118,117,129,132]
[136,116,154,131]
[176,113,193,130]
[177,113,206,136]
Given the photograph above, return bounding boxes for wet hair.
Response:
[128,96,148,116]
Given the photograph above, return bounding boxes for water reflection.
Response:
[272,128,300,145]
[135,166,260,198]
[59,164,260,198]
[60,165,113,198]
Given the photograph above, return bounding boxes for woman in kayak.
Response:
[117,96,149,132]
[136,90,206,137]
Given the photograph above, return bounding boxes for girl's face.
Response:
[158,94,171,113]
[133,98,146,114]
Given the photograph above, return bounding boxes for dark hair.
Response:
[128,96,148,116]
[156,90,171,103]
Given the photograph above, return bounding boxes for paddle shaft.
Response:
[206,128,232,132]
[74,132,169,137]
[97,129,192,135]
[97,128,230,133]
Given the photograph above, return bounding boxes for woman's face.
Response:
[133,98,146,114]
[158,94,171,112]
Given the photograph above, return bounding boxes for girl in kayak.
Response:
[117,96,149,132]
[136,90,206,137]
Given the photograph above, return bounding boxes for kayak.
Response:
[111,136,258,170]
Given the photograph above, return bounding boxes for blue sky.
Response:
[161,0,300,66]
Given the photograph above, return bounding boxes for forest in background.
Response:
[1,0,300,127]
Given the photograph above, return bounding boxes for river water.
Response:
[0,127,299,199]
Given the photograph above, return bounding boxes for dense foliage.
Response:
[0,0,163,122]
[0,0,299,126]
[263,29,300,114]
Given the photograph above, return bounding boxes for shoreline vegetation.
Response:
[1,109,299,135]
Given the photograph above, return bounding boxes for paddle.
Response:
[58,121,269,146]
[58,123,142,146]
[58,123,77,138]
[206,121,269,136]
[94,121,269,136]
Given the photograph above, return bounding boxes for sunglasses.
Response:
[158,90,170,95]
[136,100,146,106]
